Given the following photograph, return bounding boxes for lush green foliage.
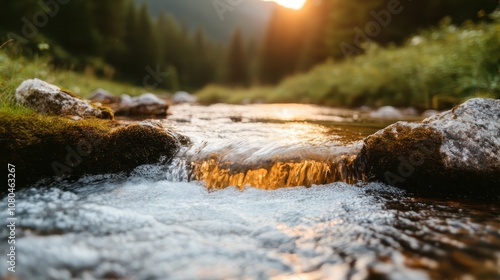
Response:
[197,18,500,109]
[259,0,497,84]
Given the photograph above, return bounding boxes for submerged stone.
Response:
[16,79,114,119]
[358,98,500,198]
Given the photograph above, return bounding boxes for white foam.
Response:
[0,180,432,279]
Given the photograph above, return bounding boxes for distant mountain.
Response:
[135,0,276,42]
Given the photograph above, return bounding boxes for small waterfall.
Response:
[189,155,365,190]
[160,104,378,190]
[161,142,367,190]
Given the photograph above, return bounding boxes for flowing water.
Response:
[1,104,499,280]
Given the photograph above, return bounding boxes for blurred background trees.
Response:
[0,0,497,91]
[227,28,249,87]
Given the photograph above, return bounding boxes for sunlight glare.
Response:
[264,0,307,10]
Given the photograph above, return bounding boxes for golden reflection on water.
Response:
[191,155,365,190]
[170,104,381,190]
[245,104,353,123]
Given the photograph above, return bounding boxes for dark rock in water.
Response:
[114,93,168,117]
[16,79,114,119]
[89,89,168,117]
[358,98,500,198]
[0,113,183,190]
[89,88,119,104]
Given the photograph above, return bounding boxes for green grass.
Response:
[197,17,500,110]
[0,50,162,110]
[193,85,274,104]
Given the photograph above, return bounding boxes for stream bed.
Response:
[1,104,499,280]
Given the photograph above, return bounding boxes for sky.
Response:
[263,0,307,10]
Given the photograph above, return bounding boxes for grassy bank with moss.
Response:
[0,50,180,189]
[197,18,500,110]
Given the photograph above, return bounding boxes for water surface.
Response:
[1,104,499,280]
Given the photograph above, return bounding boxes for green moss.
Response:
[97,105,114,120]
[60,88,85,100]
[62,88,115,120]
[0,110,178,190]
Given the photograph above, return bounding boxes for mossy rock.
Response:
[357,124,445,189]
[0,111,181,191]
[16,79,114,120]
[357,98,500,199]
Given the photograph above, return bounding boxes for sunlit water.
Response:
[1,104,499,280]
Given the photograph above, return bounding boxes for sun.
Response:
[264,0,307,10]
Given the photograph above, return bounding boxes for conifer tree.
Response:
[259,7,306,84]
[192,28,215,88]
[124,1,160,82]
[326,0,385,59]
[227,28,249,86]
[91,0,128,61]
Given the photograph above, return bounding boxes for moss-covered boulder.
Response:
[0,112,183,190]
[357,98,500,198]
[16,79,114,119]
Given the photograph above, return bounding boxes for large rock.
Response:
[16,79,113,119]
[114,93,168,117]
[358,98,500,198]
[0,112,184,189]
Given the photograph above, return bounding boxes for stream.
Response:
[1,104,499,280]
